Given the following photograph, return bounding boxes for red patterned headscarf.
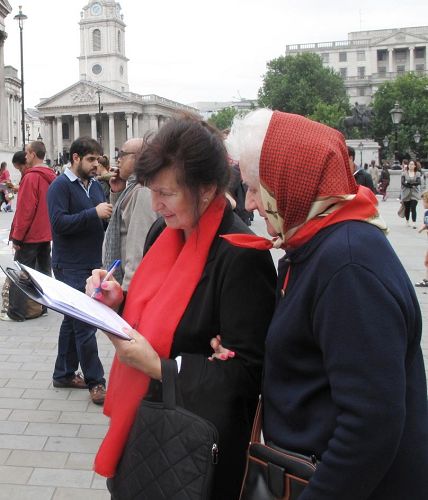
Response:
[222,111,386,250]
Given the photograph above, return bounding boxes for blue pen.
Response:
[91,259,121,298]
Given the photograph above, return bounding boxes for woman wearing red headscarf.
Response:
[224,109,428,499]
[87,116,276,499]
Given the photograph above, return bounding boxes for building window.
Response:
[321,53,330,64]
[339,52,347,62]
[93,29,101,51]
[357,51,366,61]
[395,49,407,63]
[339,67,347,78]
[120,65,124,76]
[117,30,121,53]
[377,50,387,61]
[62,123,69,140]
[415,47,425,59]
[357,66,366,78]
[358,87,365,97]
[416,63,425,72]
[396,65,405,73]
[378,67,387,75]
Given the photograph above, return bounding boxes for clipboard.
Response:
[1,263,132,340]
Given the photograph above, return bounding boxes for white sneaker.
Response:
[0,313,13,321]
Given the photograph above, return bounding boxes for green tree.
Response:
[208,107,238,131]
[258,53,350,121]
[372,73,428,161]
[309,102,348,130]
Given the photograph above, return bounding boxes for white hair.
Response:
[225,108,273,181]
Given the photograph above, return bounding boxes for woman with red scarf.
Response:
[224,110,428,499]
[87,116,276,499]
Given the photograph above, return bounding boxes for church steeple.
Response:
[78,1,129,92]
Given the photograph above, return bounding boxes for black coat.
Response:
[354,169,376,193]
[144,205,277,499]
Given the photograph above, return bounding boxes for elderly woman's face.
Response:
[240,165,278,237]
[148,167,200,238]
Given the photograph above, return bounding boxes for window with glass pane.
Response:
[93,29,101,51]
[339,67,347,78]
[357,66,365,78]
[357,51,365,61]
[339,52,347,62]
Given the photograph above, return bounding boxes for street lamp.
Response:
[389,102,403,163]
[25,123,30,143]
[382,136,389,148]
[14,5,28,151]
[95,89,103,148]
[413,130,421,160]
[37,129,43,141]
[358,141,364,167]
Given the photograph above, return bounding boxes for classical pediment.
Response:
[373,30,428,46]
[36,80,133,112]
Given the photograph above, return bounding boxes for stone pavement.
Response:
[0,194,427,500]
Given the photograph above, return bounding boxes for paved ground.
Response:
[0,192,427,500]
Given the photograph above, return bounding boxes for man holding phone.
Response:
[47,137,112,405]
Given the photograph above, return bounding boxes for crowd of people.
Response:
[0,111,427,499]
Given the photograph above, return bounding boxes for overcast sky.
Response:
[4,0,428,108]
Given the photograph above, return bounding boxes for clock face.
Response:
[90,2,102,16]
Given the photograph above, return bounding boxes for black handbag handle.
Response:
[160,358,183,410]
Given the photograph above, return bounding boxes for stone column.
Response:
[90,114,97,139]
[126,113,133,139]
[7,95,12,147]
[388,49,393,72]
[109,113,115,162]
[73,115,80,140]
[133,113,139,138]
[56,116,63,163]
[148,114,159,133]
[409,47,415,71]
[0,32,8,146]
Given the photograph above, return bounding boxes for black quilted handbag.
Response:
[239,399,317,500]
[107,359,219,500]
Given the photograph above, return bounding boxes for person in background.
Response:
[0,161,13,212]
[87,116,277,499]
[377,162,390,201]
[223,109,428,499]
[415,190,428,287]
[368,160,380,187]
[96,154,112,203]
[47,137,112,405]
[102,138,157,291]
[401,159,421,228]
[348,147,376,193]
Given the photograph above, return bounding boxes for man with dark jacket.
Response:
[348,146,376,193]
[47,137,112,405]
[1,144,57,322]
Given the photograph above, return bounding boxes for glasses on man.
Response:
[117,150,135,159]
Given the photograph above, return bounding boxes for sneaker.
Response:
[415,279,428,287]
[53,373,88,389]
[90,384,106,405]
[0,313,13,321]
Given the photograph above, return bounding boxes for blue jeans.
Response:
[52,267,105,389]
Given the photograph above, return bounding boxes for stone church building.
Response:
[36,0,195,164]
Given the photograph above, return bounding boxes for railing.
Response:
[286,38,370,52]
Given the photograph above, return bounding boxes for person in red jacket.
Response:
[9,141,57,284]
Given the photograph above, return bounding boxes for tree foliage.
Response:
[258,53,350,122]
[371,73,428,161]
[208,107,239,131]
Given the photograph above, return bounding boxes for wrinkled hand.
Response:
[95,202,113,219]
[109,168,126,193]
[208,335,235,361]
[86,268,124,310]
[105,328,161,380]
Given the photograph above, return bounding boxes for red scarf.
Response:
[94,196,227,477]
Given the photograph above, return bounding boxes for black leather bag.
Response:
[108,359,219,500]
[240,400,317,500]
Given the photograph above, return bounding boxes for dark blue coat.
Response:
[263,221,428,499]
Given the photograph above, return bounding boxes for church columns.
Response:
[74,115,80,139]
[148,114,159,132]
[108,113,115,162]
[133,113,139,138]
[43,119,54,165]
[56,116,63,162]
[91,115,97,140]
[126,113,133,139]
[0,32,8,146]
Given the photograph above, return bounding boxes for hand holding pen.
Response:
[90,259,121,298]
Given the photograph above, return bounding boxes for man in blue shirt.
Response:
[47,137,112,405]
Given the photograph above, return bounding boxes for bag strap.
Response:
[250,396,263,444]
[160,359,178,410]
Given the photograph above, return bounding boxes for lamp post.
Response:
[14,5,28,151]
[413,130,421,160]
[37,129,43,141]
[25,123,30,143]
[382,136,389,162]
[358,141,364,168]
[389,102,403,164]
[95,89,103,148]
